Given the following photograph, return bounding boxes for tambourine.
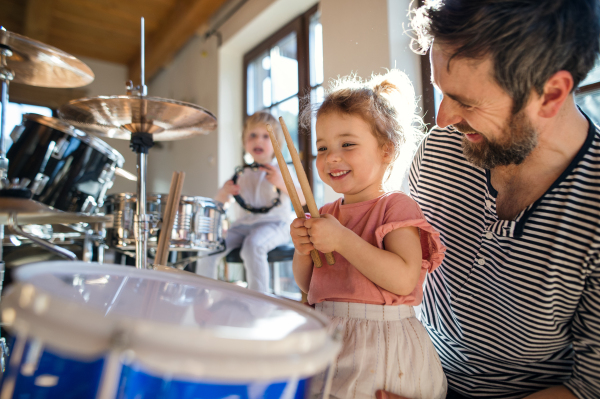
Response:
[231,163,281,214]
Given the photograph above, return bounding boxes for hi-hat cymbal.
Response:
[58,96,217,141]
[0,29,94,88]
[0,197,110,225]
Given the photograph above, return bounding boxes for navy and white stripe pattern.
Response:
[409,118,600,398]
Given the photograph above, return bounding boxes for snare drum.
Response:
[7,114,124,213]
[105,193,224,252]
[0,262,340,398]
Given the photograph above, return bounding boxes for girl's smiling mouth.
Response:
[330,170,350,179]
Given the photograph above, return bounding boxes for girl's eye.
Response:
[317,146,327,152]
[342,143,355,148]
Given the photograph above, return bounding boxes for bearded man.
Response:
[379,1,600,398]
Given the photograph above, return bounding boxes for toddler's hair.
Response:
[303,70,423,187]
[243,111,284,149]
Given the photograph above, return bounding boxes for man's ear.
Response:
[538,70,574,118]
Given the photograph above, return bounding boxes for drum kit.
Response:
[0,18,340,399]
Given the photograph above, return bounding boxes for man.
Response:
[379,0,600,398]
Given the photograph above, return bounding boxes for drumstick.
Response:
[279,117,335,265]
[155,172,178,265]
[266,124,323,268]
[156,171,185,266]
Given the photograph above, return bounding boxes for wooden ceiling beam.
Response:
[24,0,54,42]
[128,0,228,83]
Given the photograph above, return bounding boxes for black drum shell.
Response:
[7,114,124,213]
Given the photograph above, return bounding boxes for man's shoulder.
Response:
[420,125,465,155]
[573,122,600,175]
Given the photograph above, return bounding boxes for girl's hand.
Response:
[304,214,346,253]
[290,217,314,255]
[259,164,285,189]
[260,164,306,205]
[376,390,410,399]
[215,180,240,203]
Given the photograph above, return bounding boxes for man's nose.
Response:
[436,97,463,128]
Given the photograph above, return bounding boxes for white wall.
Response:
[321,0,391,82]
[388,0,422,110]
[147,35,220,197]
[319,0,422,203]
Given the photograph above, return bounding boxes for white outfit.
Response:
[196,159,297,293]
[311,301,447,399]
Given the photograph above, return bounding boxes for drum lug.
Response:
[0,337,9,373]
[81,196,97,214]
[98,164,116,184]
[50,137,69,159]
[0,158,7,178]
[9,124,24,143]
[30,173,49,196]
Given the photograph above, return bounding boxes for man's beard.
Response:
[455,110,538,169]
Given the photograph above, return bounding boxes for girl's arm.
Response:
[290,217,314,293]
[215,180,240,204]
[304,214,422,296]
[260,164,306,205]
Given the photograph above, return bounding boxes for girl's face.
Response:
[243,123,275,164]
[316,112,391,204]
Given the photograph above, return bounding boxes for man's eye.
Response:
[457,102,474,110]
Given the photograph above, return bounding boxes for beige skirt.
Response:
[312,301,447,399]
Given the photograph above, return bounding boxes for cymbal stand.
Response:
[130,17,152,270]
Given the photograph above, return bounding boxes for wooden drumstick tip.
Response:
[277,117,336,266]
[266,123,323,269]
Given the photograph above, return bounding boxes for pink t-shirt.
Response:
[308,192,445,306]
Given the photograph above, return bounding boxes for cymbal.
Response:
[58,96,217,141]
[0,197,110,225]
[0,29,94,88]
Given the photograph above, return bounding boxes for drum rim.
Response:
[22,113,125,166]
[106,193,218,204]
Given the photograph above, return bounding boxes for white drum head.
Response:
[3,262,340,381]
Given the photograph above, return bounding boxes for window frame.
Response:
[242,4,319,187]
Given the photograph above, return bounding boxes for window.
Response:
[244,5,325,207]
[575,62,600,123]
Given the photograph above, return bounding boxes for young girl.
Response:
[196,111,305,293]
[290,71,447,399]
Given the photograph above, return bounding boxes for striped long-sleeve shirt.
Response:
[409,117,600,398]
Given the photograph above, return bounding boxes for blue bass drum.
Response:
[0,262,340,398]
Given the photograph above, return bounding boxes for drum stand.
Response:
[0,37,15,294]
[0,32,14,373]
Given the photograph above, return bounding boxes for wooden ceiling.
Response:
[0,0,229,83]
